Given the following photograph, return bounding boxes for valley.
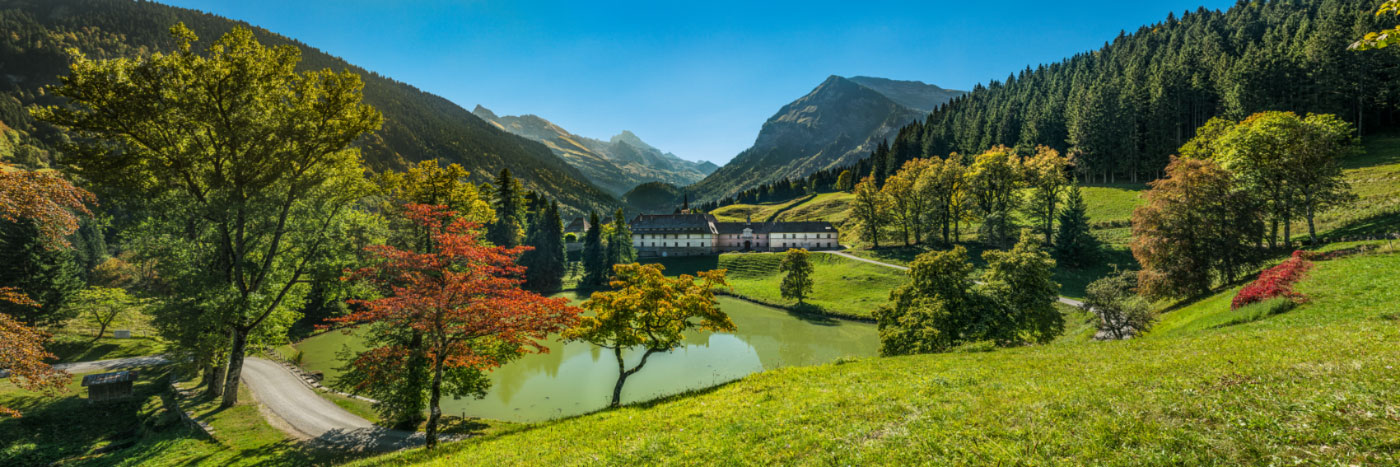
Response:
[3,0,1400,465]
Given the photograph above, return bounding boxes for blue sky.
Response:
[161,0,1235,165]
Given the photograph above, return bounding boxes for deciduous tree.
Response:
[1021,146,1070,245]
[73,286,136,342]
[779,248,814,304]
[36,24,383,407]
[1352,0,1400,50]
[1083,269,1153,340]
[874,246,984,355]
[338,204,578,448]
[851,176,889,248]
[0,163,91,416]
[565,263,732,407]
[979,230,1062,345]
[1132,157,1263,299]
[967,146,1023,247]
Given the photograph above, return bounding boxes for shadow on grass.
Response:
[45,336,164,364]
[1320,210,1400,240]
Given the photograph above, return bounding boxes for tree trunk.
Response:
[1269,217,1278,251]
[1283,206,1292,248]
[425,354,445,449]
[92,316,111,342]
[610,347,658,408]
[1306,203,1318,245]
[220,327,249,408]
[208,359,226,398]
[610,347,629,408]
[941,211,951,245]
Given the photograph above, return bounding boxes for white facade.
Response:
[633,232,713,249]
[768,231,839,250]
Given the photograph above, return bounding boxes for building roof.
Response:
[564,217,589,233]
[629,213,718,235]
[82,371,138,386]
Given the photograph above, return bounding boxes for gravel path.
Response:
[240,357,425,452]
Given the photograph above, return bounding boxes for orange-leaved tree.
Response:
[0,164,95,417]
[564,263,733,408]
[337,203,579,449]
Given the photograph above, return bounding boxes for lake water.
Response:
[296,295,878,422]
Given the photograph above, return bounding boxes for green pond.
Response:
[294,295,877,422]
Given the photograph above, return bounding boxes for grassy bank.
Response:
[355,246,1400,466]
[646,251,906,319]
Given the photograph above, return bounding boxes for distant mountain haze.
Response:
[689,75,965,200]
[0,0,617,215]
[472,106,715,196]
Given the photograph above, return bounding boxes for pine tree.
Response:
[581,211,608,288]
[487,168,524,248]
[606,208,635,267]
[0,219,83,327]
[521,202,567,292]
[1053,184,1100,268]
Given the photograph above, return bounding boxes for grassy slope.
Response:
[646,252,905,319]
[357,248,1400,466]
[44,305,167,363]
[1315,134,1400,239]
[709,197,806,223]
[0,367,344,466]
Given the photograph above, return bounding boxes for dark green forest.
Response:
[705,0,1400,209]
[0,0,617,215]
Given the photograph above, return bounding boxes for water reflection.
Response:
[306,296,877,422]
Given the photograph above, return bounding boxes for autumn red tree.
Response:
[0,164,95,417]
[336,203,579,448]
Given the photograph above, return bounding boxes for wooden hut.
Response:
[81,371,138,402]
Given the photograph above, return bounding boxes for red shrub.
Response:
[1231,251,1313,310]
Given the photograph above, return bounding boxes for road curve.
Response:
[820,250,1087,308]
[6,355,423,451]
[240,357,424,452]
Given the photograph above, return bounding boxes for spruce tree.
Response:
[487,168,524,248]
[0,219,83,327]
[606,208,635,266]
[1053,183,1100,268]
[581,211,608,288]
[521,202,566,292]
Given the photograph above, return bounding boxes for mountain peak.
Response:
[609,130,659,152]
[472,104,499,121]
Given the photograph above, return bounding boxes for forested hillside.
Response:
[700,0,1400,210]
[0,0,617,214]
[865,0,1400,184]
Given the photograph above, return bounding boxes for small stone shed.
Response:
[81,370,138,402]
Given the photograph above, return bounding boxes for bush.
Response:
[1232,251,1312,310]
[1084,269,1154,340]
